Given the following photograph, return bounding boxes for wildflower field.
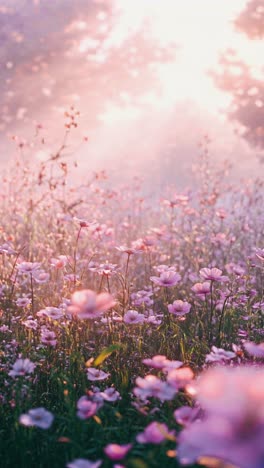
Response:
[0,127,263,468]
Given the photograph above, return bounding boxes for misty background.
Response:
[0,0,263,187]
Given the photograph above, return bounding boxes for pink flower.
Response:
[104,443,132,461]
[167,367,194,390]
[255,248,264,261]
[41,329,57,347]
[19,408,54,429]
[136,422,175,444]
[177,366,264,468]
[123,310,145,325]
[243,341,264,359]
[67,460,102,468]
[17,262,41,275]
[116,245,141,255]
[16,297,31,307]
[150,271,181,288]
[174,406,200,426]
[87,368,109,381]
[206,346,236,363]
[100,387,121,402]
[77,396,98,419]
[191,282,211,297]
[32,270,50,284]
[50,255,68,269]
[9,358,36,377]
[134,375,176,401]
[68,289,116,319]
[200,267,228,282]
[37,307,64,320]
[142,355,182,371]
[168,300,191,316]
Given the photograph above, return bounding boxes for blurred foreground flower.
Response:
[19,408,54,429]
[177,366,264,468]
[68,289,116,319]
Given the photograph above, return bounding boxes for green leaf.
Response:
[93,343,122,366]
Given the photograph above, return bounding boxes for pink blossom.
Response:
[19,408,54,429]
[150,271,181,288]
[17,262,41,275]
[142,355,182,371]
[167,367,194,390]
[174,406,200,426]
[16,297,31,307]
[191,282,211,297]
[206,346,236,363]
[77,396,98,419]
[68,289,116,319]
[41,329,57,347]
[243,341,264,359]
[87,368,109,381]
[100,387,121,402]
[136,421,175,444]
[168,300,191,316]
[9,358,36,377]
[104,443,132,461]
[123,310,145,325]
[200,267,228,282]
[67,460,102,468]
[134,375,176,401]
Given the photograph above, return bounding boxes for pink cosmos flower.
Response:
[243,341,264,359]
[134,375,176,401]
[87,368,109,381]
[177,366,264,468]
[255,248,264,261]
[136,422,175,444]
[50,255,68,269]
[67,459,102,468]
[19,407,54,429]
[206,346,236,363]
[150,271,181,288]
[77,396,98,419]
[32,270,50,284]
[100,387,121,402]
[167,367,194,390]
[0,242,17,255]
[17,262,41,275]
[104,443,132,461]
[116,245,141,255]
[16,297,31,307]
[68,289,116,319]
[123,310,145,324]
[174,406,200,426]
[168,300,191,316]
[191,282,211,298]
[41,329,57,347]
[9,358,36,377]
[22,319,38,330]
[37,307,64,320]
[142,355,182,371]
[200,267,228,282]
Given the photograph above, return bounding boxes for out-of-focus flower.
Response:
[174,406,200,426]
[41,329,57,347]
[68,289,116,319]
[0,243,17,255]
[124,310,145,324]
[206,346,236,363]
[50,255,68,269]
[19,408,54,429]
[150,271,181,288]
[9,358,36,377]
[177,366,264,468]
[87,368,109,381]
[37,307,64,320]
[16,297,31,307]
[32,270,50,284]
[134,375,176,401]
[22,319,38,330]
[243,341,264,358]
[168,300,191,316]
[200,267,228,282]
[255,248,264,261]
[136,421,175,444]
[17,262,41,275]
[100,387,121,402]
[191,282,211,298]
[104,443,132,461]
[116,245,141,255]
[142,355,182,371]
[77,396,99,419]
[167,367,194,390]
[67,459,102,468]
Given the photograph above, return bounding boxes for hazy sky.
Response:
[0,0,263,184]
